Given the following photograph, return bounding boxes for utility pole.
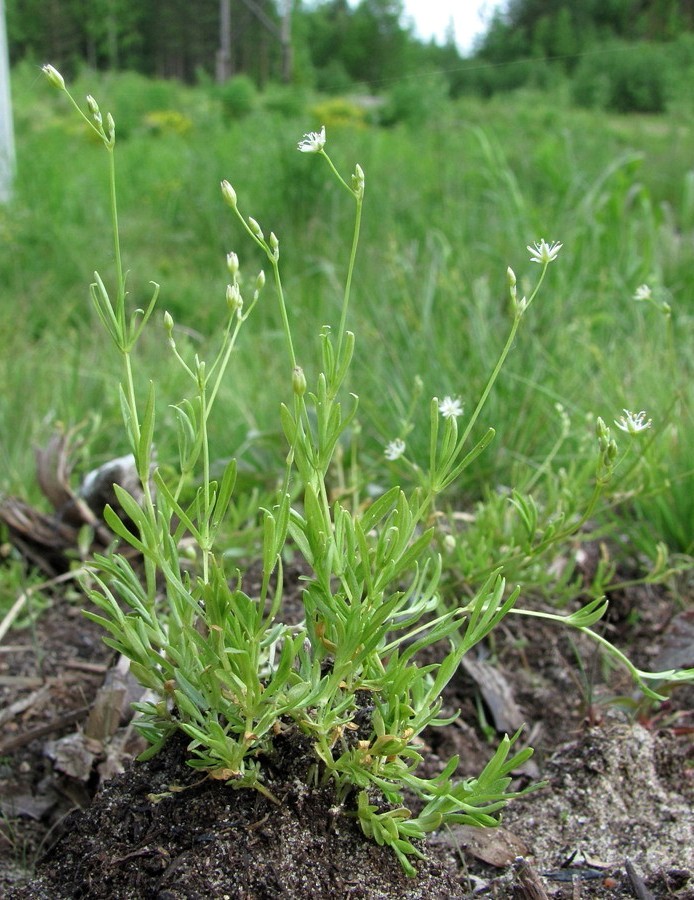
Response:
[280,0,292,84]
[0,0,15,203]
[216,0,232,83]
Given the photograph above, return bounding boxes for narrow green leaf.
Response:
[137,381,156,480]
[103,503,146,552]
[332,330,355,394]
[211,459,237,532]
[441,427,496,489]
[129,281,160,344]
[153,471,203,543]
[359,485,400,533]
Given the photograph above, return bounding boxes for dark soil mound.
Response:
[9,731,462,900]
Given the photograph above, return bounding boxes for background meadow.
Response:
[1,59,692,612]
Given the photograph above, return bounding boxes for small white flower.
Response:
[633,284,652,302]
[384,438,406,461]
[438,396,464,419]
[297,125,326,153]
[528,239,563,265]
[614,409,652,435]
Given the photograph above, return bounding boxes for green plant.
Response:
[217,75,258,121]
[41,65,693,877]
[142,110,193,137]
[310,97,367,130]
[379,71,449,127]
[572,41,672,113]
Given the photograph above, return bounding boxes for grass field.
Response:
[1,64,692,610]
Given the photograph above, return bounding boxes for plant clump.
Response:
[37,65,693,880]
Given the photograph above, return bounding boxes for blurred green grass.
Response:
[1,65,691,560]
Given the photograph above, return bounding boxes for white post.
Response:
[0,0,15,203]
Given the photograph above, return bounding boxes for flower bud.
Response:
[352,163,365,197]
[292,366,307,397]
[248,217,264,239]
[87,95,100,116]
[106,113,116,141]
[163,311,174,335]
[255,270,266,293]
[226,251,239,277]
[42,64,65,90]
[226,283,243,315]
[221,180,237,208]
[195,357,206,388]
[269,232,279,260]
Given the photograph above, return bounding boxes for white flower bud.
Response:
[226,252,239,277]
[221,180,237,208]
[248,217,264,239]
[226,283,243,315]
[42,64,65,90]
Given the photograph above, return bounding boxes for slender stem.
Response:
[453,262,550,460]
[107,149,126,335]
[271,259,297,370]
[199,386,211,583]
[523,420,568,493]
[510,608,670,698]
[121,353,141,447]
[207,315,244,413]
[456,315,520,453]
[319,150,353,196]
[337,193,363,361]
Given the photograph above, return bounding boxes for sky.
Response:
[401,0,506,55]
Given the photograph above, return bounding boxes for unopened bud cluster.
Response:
[43,65,115,145]
[226,283,243,316]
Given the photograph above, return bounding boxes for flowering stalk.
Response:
[43,65,161,601]
[416,242,563,508]
[297,127,364,368]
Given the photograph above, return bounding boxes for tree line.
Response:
[477,0,694,68]
[6,0,694,105]
[5,0,461,88]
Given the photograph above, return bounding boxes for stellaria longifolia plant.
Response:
[42,65,693,875]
